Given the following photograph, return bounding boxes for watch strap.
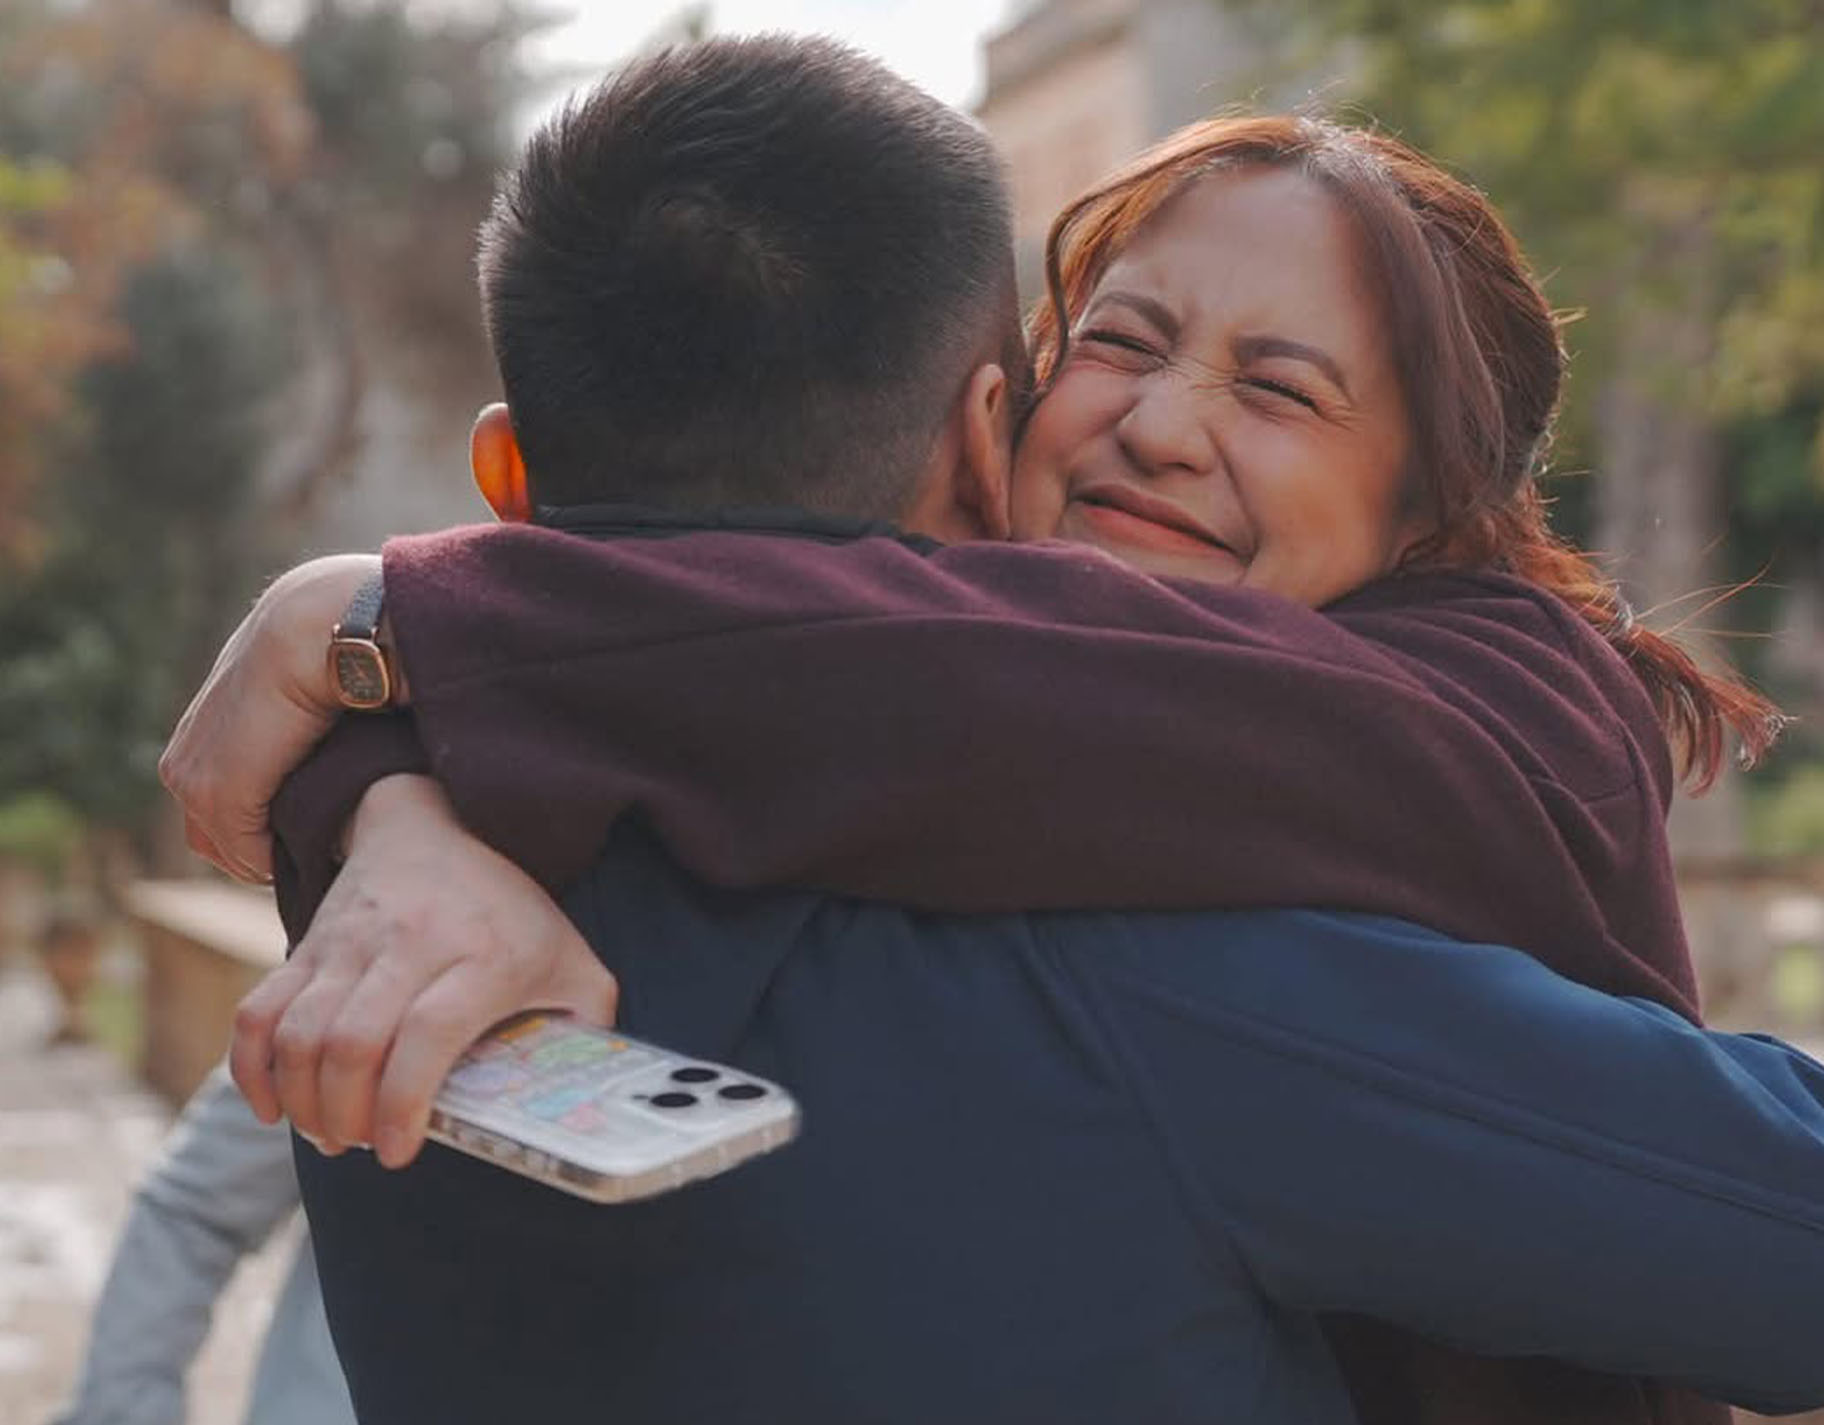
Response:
[333,570,386,640]
[329,571,393,711]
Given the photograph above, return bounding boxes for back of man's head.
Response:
[478,34,1023,519]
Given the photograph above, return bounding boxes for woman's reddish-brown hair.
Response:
[1032,113,1780,788]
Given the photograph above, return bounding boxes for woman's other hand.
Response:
[229,774,618,1168]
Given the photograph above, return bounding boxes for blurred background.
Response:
[0,0,1821,1420]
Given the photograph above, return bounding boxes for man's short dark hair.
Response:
[478,34,1024,517]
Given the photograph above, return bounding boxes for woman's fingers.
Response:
[270,962,372,1152]
[316,944,461,1151]
[369,960,523,1170]
[231,961,319,1122]
[369,926,621,1171]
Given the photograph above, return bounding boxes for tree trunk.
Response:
[1595,199,1760,1013]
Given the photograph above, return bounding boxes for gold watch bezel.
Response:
[328,635,393,711]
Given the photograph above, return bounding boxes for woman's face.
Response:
[1011,167,1421,606]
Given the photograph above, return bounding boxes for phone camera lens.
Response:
[718,1083,767,1101]
[649,1091,698,1109]
[671,1066,720,1083]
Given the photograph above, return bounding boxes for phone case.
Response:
[426,1013,799,1203]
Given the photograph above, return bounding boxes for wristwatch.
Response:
[327,570,394,710]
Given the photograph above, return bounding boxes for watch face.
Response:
[333,642,390,709]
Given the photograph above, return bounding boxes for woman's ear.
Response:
[470,403,532,523]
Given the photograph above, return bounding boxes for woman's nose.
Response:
[1114,374,1219,479]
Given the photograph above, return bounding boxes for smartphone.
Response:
[426,1012,799,1203]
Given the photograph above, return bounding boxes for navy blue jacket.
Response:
[298,830,1824,1425]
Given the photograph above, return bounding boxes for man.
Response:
[165,36,1824,1425]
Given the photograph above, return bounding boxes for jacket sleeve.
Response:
[271,713,430,942]
[369,524,1670,1002]
[50,1066,303,1425]
[1081,909,1824,1414]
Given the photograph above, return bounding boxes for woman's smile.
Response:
[1062,484,1245,571]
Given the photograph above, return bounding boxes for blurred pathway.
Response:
[0,956,295,1425]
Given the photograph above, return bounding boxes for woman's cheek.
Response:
[1012,374,1114,536]
[1009,470,1068,539]
[1008,434,1074,538]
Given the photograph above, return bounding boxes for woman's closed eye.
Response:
[1081,328,1162,362]
[1240,374,1320,412]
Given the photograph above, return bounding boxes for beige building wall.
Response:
[977,0,1348,299]
[979,6,1151,286]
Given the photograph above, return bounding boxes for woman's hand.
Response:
[160,553,384,883]
[229,774,618,1168]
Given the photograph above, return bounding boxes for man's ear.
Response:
[471,403,532,523]
[957,361,1013,541]
[903,362,1013,542]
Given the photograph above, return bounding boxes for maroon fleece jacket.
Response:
[271,524,1717,1425]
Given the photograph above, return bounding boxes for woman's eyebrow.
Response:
[1233,334,1351,397]
[1085,289,1179,337]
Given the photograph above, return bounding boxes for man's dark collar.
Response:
[534,501,938,551]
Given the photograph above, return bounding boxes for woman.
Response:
[205,117,1776,1424]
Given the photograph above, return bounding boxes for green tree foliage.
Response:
[0,138,173,558]
[0,154,92,554]
[0,254,282,826]
[0,790,85,881]
[0,0,309,550]
[1753,764,1824,856]
[279,0,545,424]
[0,0,537,839]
